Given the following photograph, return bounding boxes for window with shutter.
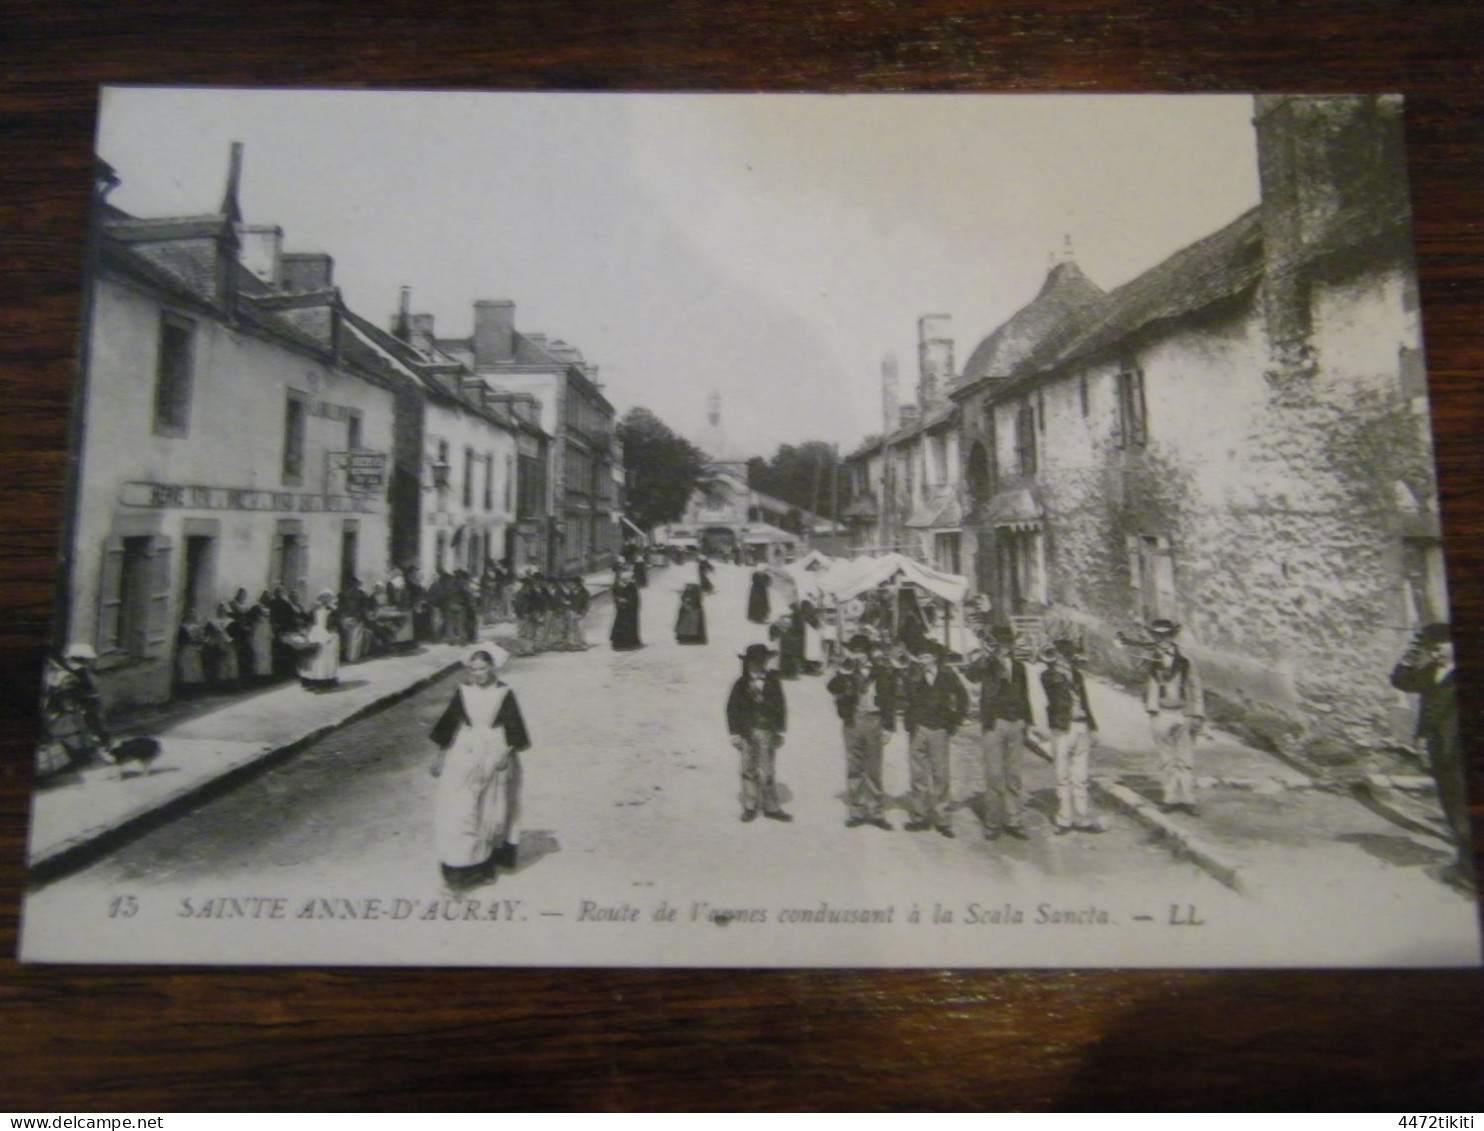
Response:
[1116,367,1148,448]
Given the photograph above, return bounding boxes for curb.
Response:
[1092,778,1246,894]
[27,656,466,887]
[1349,776,1455,845]
[1021,731,1247,893]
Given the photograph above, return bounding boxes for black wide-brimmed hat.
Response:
[845,633,874,654]
[739,644,778,664]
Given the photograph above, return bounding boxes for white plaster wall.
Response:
[419,398,518,578]
[70,273,396,705]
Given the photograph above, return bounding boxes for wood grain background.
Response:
[1,0,1480,1111]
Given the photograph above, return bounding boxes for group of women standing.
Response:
[511,572,591,652]
[174,578,424,698]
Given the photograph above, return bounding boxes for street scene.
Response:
[24,561,1475,966]
[19,88,1480,967]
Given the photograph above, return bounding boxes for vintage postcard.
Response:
[18,87,1480,967]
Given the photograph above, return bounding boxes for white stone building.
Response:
[67,155,397,711]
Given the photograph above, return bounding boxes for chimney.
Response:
[460,375,488,403]
[215,142,244,317]
[392,285,412,340]
[238,224,283,288]
[409,313,436,353]
[221,141,244,226]
[281,252,334,292]
[881,353,900,434]
[1254,95,1407,381]
[473,300,516,367]
[918,314,954,414]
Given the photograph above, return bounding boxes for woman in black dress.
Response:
[609,566,643,651]
[747,567,771,623]
[675,583,707,645]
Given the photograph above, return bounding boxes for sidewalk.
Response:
[27,562,630,882]
[1011,670,1459,893]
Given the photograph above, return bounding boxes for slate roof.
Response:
[340,309,533,435]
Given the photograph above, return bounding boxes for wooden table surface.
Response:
[1,0,1480,1112]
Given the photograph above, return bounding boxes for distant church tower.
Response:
[697,392,750,482]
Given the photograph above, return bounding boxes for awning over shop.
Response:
[904,489,964,531]
[741,522,797,545]
[982,485,1044,532]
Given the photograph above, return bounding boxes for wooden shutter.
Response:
[294,536,310,598]
[144,536,174,655]
[1133,367,1149,445]
[1152,538,1177,618]
[1126,535,1142,594]
[96,542,124,654]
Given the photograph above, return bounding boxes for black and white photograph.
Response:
[18,86,1481,967]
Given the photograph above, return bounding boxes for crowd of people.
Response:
[40,538,1470,894]
[726,575,1219,841]
[34,558,600,779]
[163,561,604,701]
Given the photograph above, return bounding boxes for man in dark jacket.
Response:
[1391,622,1472,884]
[826,633,897,830]
[1041,638,1103,834]
[726,643,791,823]
[964,625,1033,840]
[901,641,968,837]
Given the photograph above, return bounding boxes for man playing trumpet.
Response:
[826,633,898,830]
[1138,619,1205,816]
[1040,638,1105,834]
[901,640,969,838]
[1390,622,1472,885]
[963,625,1033,841]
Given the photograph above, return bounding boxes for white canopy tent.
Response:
[820,552,968,606]
[814,552,974,656]
[781,550,838,601]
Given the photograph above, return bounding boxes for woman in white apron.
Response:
[298,589,341,691]
[429,645,533,890]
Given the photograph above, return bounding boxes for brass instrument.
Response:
[1114,628,1167,663]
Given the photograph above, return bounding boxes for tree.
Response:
[748,440,842,520]
[617,407,710,532]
